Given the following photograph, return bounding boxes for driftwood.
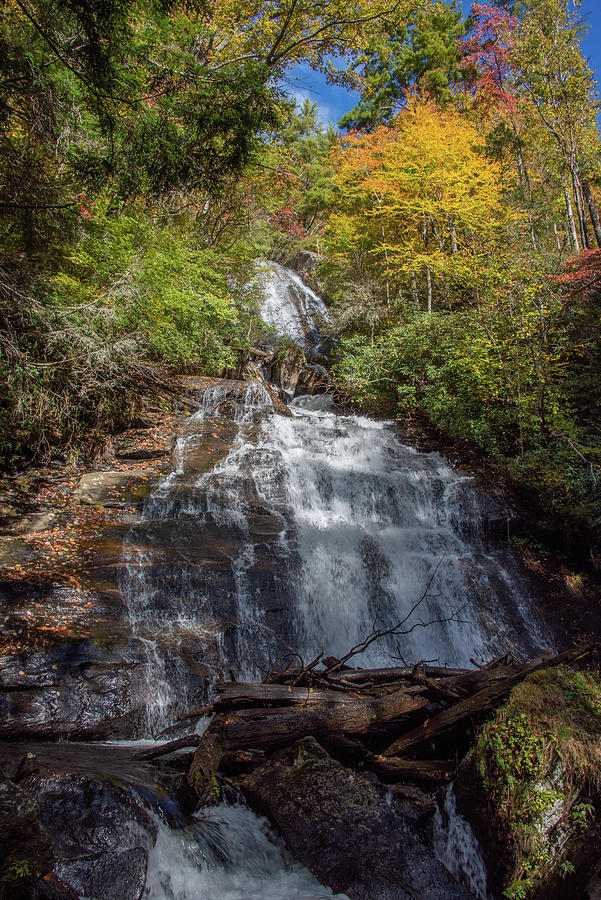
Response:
[383,644,590,757]
[145,642,597,784]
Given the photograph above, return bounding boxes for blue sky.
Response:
[282,1,601,127]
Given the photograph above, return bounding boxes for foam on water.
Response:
[144,805,347,900]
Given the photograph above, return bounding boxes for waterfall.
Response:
[111,263,551,898]
[120,263,549,733]
[251,260,328,348]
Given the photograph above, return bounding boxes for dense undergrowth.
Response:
[0,210,269,465]
[475,666,601,898]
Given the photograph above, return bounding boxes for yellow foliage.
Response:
[326,98,518,285]
[207,0,412,76]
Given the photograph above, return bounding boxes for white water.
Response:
[253,404,549,668]
[120,380,279,735]
[144,805,347,900]
[253,260,328,347]
[433,786,489,900]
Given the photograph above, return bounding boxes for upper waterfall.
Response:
[254,260,328,349]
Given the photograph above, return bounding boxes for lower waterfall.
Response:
[120,379,548,734]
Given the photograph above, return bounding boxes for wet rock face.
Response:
[1,377,294,739]
[0,637,148,739]
[266,347,329,398]
[24,773,157,900]
[0,772,54,897]
[237,737,469,900]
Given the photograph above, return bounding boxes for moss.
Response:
[272,338,306,364]
[474,666,601,899]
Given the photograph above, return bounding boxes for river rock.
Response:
[236,736,469,900]
[24,773,157,857]
[22,773,157,900]
[57,847,148,900]
[0,772,54,896]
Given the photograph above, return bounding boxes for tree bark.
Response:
[582,180,601,248]
[215,689,430,751]
[572,172,590,250]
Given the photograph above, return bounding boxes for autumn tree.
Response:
[325,99,516,315]
[511,0,601,250]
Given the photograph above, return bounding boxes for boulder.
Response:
[23,773,157,900]
[57,848,147,900]
[236,736,469,900]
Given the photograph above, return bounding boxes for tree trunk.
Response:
[573,172,590,250]
[426,267,433,314]
[553,222,563,252]
[449,217,458,254]
[216,688,431,751]
[563,180,580,251]
[582,180,601,248]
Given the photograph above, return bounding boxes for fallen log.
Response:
[149,644,598,788]
[369,756,456,784]
[215,688,430,751]
[134,734,202,760]
[214,682,369,708]
[339,665,470,683]
[383,643,595,758]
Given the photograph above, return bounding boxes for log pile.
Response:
[137,643,596,786]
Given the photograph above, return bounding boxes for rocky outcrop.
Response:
[237,736,469,900]
[0,772,54,897]
[455,667,601,900]
[265,343,329,398]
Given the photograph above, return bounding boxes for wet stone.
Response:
[57,847,148,900]
[0,772,54,896]
[23,773,157,899]
[237,736,469,900]
[76,471,156,506]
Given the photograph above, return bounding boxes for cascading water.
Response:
[252,403,548,668]
[251,260,328,349]
[143,804,346,900]
[120,379,288,735]
[115,261,550,898]
[433,786,489,900]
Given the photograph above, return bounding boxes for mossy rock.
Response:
[470,666,601,899]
